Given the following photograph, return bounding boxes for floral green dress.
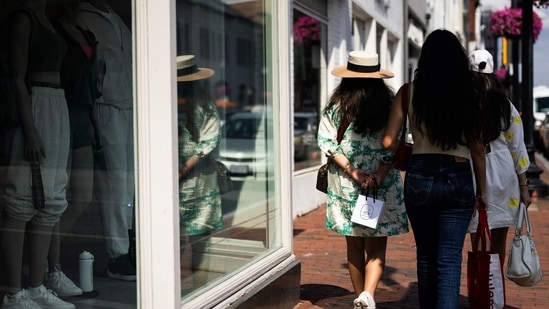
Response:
[317,106,409,237]
[179,101,222,235]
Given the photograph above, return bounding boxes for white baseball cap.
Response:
[469,49,494,74]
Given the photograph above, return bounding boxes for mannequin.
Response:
[76,0,135,281]
[0,0,74,308]
[44,3,102,297]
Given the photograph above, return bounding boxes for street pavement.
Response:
[293,153,549,309]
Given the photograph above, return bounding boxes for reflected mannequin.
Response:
[76,0,135,281]
[177,55,222,291]
[44,3,102,297]
[0,0,75,308]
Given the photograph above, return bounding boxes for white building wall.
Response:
[426,0,465,43]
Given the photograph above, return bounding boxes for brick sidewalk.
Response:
[293,154,549,308]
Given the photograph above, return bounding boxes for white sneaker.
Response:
[45,266,83,297]
[353,291,376,309]
[1,290,41,309]
[27,286,75,309]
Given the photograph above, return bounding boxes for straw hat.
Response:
[331,51,394,79]
[469,49,494,74]
[176,55,215,81]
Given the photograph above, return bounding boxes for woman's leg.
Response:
[490,227,509,268]
[436,202,474,308]
[60,146,94,235]
[1,217,27,294]
[345,236,387,297]
[363,236,387,297]
[27,223,53,288]
[346,236,365,297]
[189,232,211,287]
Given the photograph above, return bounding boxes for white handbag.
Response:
[505,203,543,287]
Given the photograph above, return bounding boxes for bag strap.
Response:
[472,207,493,252]
[326,118,350,164]
[399,83,410,141]
[361,177,378,200]
[337,118,350,144]
[184,119,198,142]
[515,203,532,237]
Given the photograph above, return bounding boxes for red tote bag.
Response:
[467,207,506,309]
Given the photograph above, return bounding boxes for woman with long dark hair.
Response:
[318,51,409,309]
[467,49,531,269]
[383,29,487,308]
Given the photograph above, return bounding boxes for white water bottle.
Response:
[79,251,94,292]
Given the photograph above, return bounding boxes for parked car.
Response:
[533,85,549,150]
[218,111,273,176]
[293,112,318,161]
[538,112,549,155]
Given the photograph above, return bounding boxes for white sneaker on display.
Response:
[1,290,40,309]
[353,291,376,309]
[44,265,83,297]
[27,286,75,309]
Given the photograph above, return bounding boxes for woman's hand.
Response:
[349,170,374,191]
[471,195,488,217]
[520,185,532,208]
[24,128,46,164]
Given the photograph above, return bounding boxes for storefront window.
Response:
[176,0,278,303]
[0,0,136,308]
[293,10,323,170]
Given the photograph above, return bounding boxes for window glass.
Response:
[176,0,277,302]
[293,10,322,170]
[0,0,136,308]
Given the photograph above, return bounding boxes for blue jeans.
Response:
[404,154,475,309]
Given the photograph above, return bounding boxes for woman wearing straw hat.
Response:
[177,55,222,290]
[317,51,409,309]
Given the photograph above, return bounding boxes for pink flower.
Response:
[293,16,320,46]
[495,67,508,82]
[490,8,543,43]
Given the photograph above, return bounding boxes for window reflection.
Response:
[177,54,223,292]
[177,0,275,301]
[293,10,322,170]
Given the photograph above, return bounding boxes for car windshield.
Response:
[536,96,549,113]
[225,116,262,139]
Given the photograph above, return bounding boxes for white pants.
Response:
[3,86,70,227]
[94,103,135,258]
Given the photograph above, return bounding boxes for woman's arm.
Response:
[506,104,531,206]
[9,11,45,163]
[383,84,407,153]
[469,140,487,208]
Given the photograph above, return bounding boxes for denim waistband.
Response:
[412,153,469,163]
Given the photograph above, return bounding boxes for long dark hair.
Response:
[325,78,393,134]
[412,29,483,150]
[178,80,216,140]
[472,72,511,143]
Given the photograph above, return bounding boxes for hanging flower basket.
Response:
[495,67,508,82]
[293,16,320,46]
[490,8,543,42]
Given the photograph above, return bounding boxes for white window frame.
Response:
[135,0,295,308]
